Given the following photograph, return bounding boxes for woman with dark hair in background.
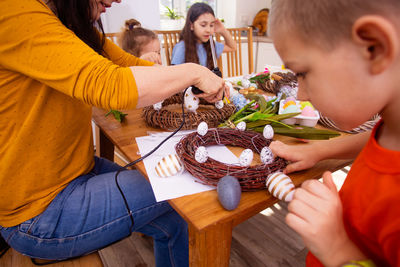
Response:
[171,2,236,69]
[0,0,227,266]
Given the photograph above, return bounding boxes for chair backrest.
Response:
[154,30,181,66]
[216,27,254,77]
[106,27,254,77]
[105,33,119,44]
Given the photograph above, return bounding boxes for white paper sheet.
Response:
[136,131,239,202]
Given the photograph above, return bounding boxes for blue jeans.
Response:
[0,157,188,267]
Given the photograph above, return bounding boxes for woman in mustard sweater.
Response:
[0,0,226,266]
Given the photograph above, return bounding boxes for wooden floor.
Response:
[99,200,308,267]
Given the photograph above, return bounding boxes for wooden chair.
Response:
[105,32,119,44]
[154,30,181,66]
[216,27,254,77]
[106,27,254,77]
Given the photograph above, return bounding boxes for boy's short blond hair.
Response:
[269,0,400,48]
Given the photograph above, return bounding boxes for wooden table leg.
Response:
[95,125,115,161]
[189,222,233,267]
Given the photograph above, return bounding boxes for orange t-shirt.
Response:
[307,120,400,266]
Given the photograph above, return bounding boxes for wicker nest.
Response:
[142,93,235,130]
[175,128,288,191]
[257,72,297,94]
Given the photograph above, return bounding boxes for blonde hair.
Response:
[117,19,158,56]
[269,0,400,48]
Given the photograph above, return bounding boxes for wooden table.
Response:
[92,107,352,267]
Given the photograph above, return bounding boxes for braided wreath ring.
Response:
[142,93,235,130]
[175,128,288,191]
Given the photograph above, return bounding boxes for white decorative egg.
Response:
[184,87,200,112]
[215,100,224,109]
[195,146,208,163]
[263,125,274,139]
[155,154,183,178]
[225,81,238,97]
[241,78,251,88]
[197,121,208,136]
[260,147,274,164]
[265,172,295,202]
[239,149,253,167]
[236,121,246,131]
[153,101,163,111]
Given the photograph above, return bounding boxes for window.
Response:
[160,0,217,20]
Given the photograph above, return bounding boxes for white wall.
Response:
[101,0,160,33]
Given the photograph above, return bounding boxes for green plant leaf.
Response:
[105,109,128,123]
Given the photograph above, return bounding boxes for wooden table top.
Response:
[92,107,352,232]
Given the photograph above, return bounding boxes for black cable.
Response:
[114,88,188,233]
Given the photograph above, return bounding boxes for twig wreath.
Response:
[175,128,288,191]
[142,92,235,130]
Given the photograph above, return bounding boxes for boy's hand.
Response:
[269,141,320,173]
[286,172,363,266]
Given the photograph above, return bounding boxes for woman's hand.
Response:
[286,172,366,266]
[269,141,321,173]
[140,52,162,65]
[193,66,226,103]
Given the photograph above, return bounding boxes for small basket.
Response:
[142,93,235,130]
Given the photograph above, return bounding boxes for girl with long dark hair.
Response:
[171,2,236,69]
[0,0,227,266]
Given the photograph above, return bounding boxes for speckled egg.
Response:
[195,146,208,163]
[263,125,274,139]
[184,87,200,112]
[239,149,253,167]
[266,172,295,202]
[236,121,246,131]
[153,101,163,111]
[197,122,208,136]
[260,147,274,164]
[215,100,224,109]
[155,154,183,178]
[217,175,242,210]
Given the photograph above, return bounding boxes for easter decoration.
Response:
[155,154,184,178]
[219,91,341,140]
[175,128,288,191]
[142,90,235,131]
[265,172,295,202]
[217,175,242,210]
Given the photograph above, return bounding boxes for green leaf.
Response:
[105,109,128,123]
[246,94,268,112]
[252,125,341,140]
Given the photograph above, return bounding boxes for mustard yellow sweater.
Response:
[0,0,153,227]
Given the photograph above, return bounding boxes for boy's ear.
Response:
[352,16,399,74]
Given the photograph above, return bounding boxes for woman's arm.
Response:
[270,131,370,173]
[131,63,225,108]
[214,19,237,52]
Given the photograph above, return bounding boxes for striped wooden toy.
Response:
[155,154,183,178]
[265,172,295,202]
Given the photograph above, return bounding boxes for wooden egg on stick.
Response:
[265,172,295,202]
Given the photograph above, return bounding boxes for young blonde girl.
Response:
[171,2,236,69]
[118,19,162,64]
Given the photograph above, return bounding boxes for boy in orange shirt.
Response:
[268,0,400,266]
